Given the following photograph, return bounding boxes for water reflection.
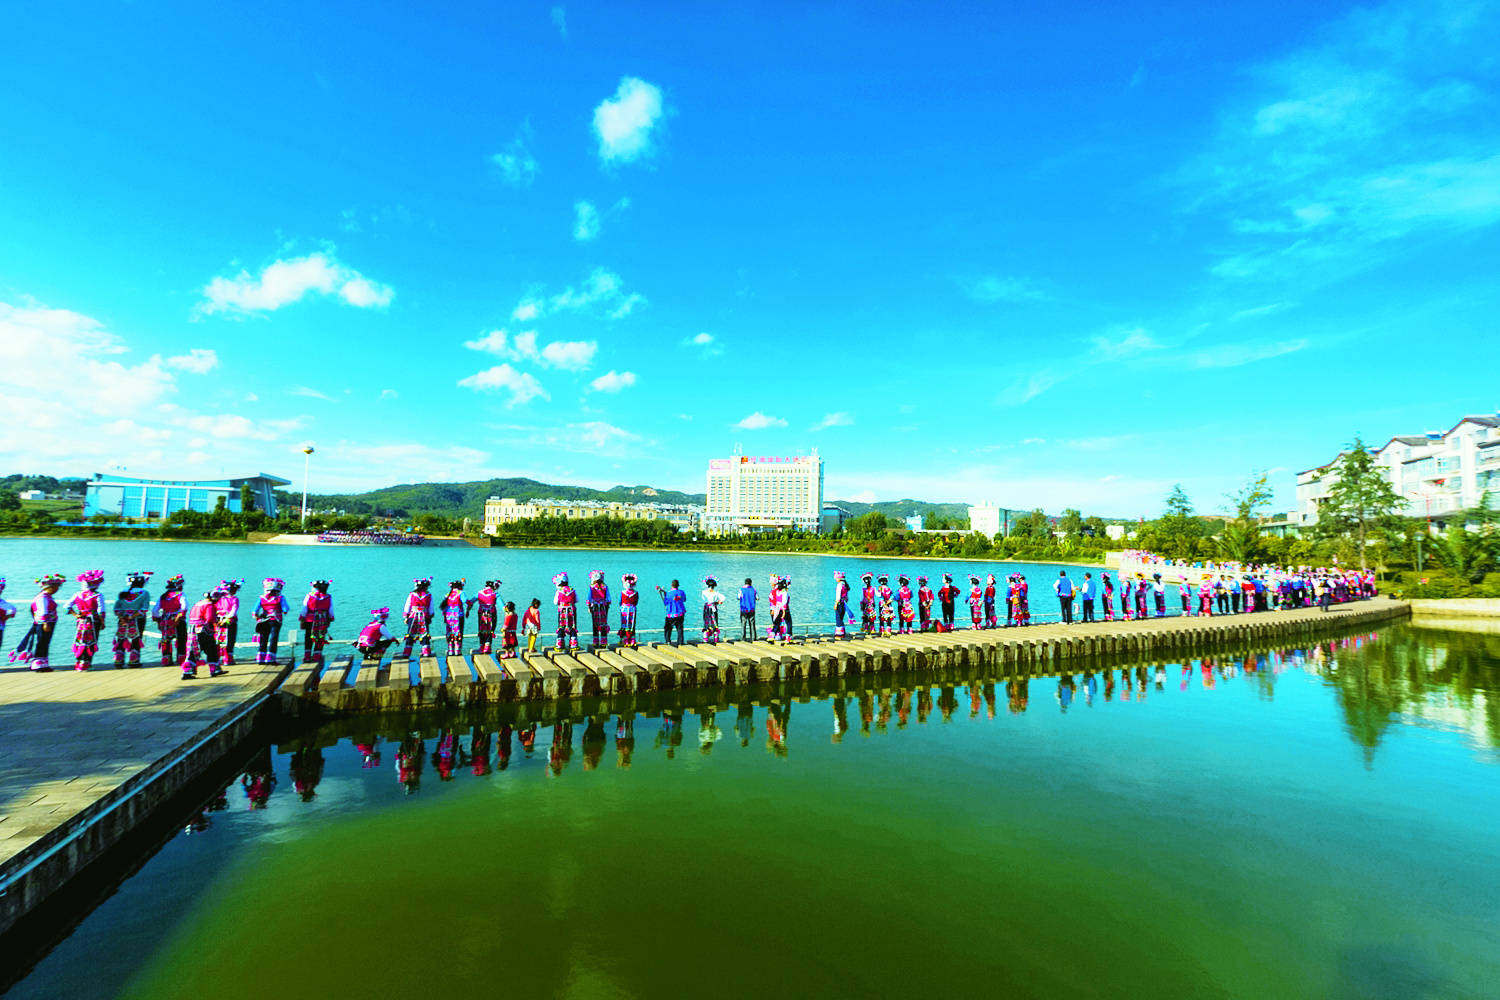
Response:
[165,623,1500,835]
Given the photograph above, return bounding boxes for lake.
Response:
[5,611,1498,999]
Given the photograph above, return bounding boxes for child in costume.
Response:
[967,576,984,629]
[1152,574,1167,618]
[1198,576,1214,616]
[1135,576,1150,620]
[473,580,500,654]
[618,574,639,647]
[301,579,336,662]
[1016,575,1031,626]
[215,580,242,665]
[767,575,790,642]
[701,576,724,643]
[916,575,934,632]
[253,579,290,664]
[1179,580,1192,616]
[937,574,959,630]
[112,571,152,668]
[859,573,876,633]
[399,578,433,659]
[832,571,852,638]
[553,572,579,650]
[876,575,895,635]
[500,601,519,658]
[587,571,611,649]
[182,586,226,679]
[355,607,398,660]
[14,574,64,671]
[522,598,542,652]
[896,575,915,634]
[440,579,468,656]
[983,574,998,628]
[152,575,188,665]
[1101,573,1115,621]
[66,570,108,671]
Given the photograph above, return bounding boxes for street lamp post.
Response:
[301,445,315,530]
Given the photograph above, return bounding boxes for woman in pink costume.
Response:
[301,579,335,663]
[876,575,895,635]
[916,575,934,632]
[586,570,612,649]
[13,574,64,671]
[473,580,501,654]
[153,575,188,664]
[896,575,915,634]
[214,580,243,666]
[618,574,639,647]
[112,571,153,667]
[1101,573,1116,622]
[399,578,432,659]
[66,570,108,672]
[440,578,468,656]
[0,578,14,656]
[858,573,876,633]
[967,576,984,629]
[766,575,791,642]
[182,586,226,679]
[553,572,579,650]
[253,578,290,664]
[1198,576,1214,617]
[355,607,398,661]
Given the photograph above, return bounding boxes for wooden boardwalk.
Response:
[0,657,293,936]
[283,596,1411,715]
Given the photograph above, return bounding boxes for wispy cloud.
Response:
[289,385,334,401]
[457,364,549,406]
[463,328,596,371]
[589,370,636,393]
[491,130,539,186]
[998,370,1068,405]
[198,251,393,316]
[1187,339,1309,368]
[573,200,600,241]
[550,5,566,38]
[511,267,645,322]
[593,77,665,164]
[1089,326,1162,360]
[734,411,787,430]
[964,275,1047,304]
[811,411,854,431]
[165,348,219,374]
[683,331,723,357]
[1229,302,1293,322]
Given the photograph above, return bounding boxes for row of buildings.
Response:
[1296,413,1500,529]
[81,473,291,521]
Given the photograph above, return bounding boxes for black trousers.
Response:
[1081,599,1095,623]
[1059,595,1073,623]
[664,615,684,645]
[740,610,755,638]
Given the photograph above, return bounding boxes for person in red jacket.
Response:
[937,574,960,630]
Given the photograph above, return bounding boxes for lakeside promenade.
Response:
[0,595,1409,944]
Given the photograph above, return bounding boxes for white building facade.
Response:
[968,504,1004,539]
[704,451,823,534]
[482,497,701,535]
[1296,413,1500,528]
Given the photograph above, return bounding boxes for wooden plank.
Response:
[473,652,506,684]
[549,651,593,694]
[573,650,623,691]
[594,648,649,689]
[283,659,321,695]
[319,654,354,691]
[447,655,474,684]
[354,654,381,690]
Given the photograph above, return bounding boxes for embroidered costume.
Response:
[832,571,852,638]
[553,573,579,650]
[215,580,242,665]
[618,574,639,647]
[983,574,998,628]
[355,608,397,660]
[937,575,959,630]
[876,575,895,635]
[440,579,468,656]
[587,571,611,649]
[1101,573,1116,621]
[113,571,152,667]
[859,573,876,633]
[701,577,724,643]
[967,576,984,629]
[66,570,108,671]
[473,581,500,654]
[896,576,915,634]
[253,579,290,664]
[399,579,433,659]
[916,576,934,632]
[301,580,335,662]
[152,575,188,666]
[15,574,65,671]
[182,587,226,678]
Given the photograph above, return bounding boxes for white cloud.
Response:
[691,332,713,345]
[198,251,393,315]
[165,348,219,374]
[1188,339,1309,368]
[593,77,665,164]
[589,370,637,393]
[491,136,539,186]
[965,275,1046,304]
[574,201,600,241]
[488,420,645,458]
[289,385,334,401]
[551,5,567,38]
[380,389,399,399]
[510,267,645,322]
[539,339,597,371]
[998,370,1068,405]
[463,328,596,370]
[734,411,788,430]
[812,412,853,431]
[457,364,549,406]
[684,331,723,356]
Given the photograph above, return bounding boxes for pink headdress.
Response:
[589,570,603,582]
[987,574,996,584]
[38,573,66,587]
[78,569,105,586]
[833,571,846,581]
[552,572,569,586]
[370,607,391,619]
[411,577,429,588]
[703,576,717,587]
[917,575,928,584]
[621,573,637,586]
[263,577,285,591]
[220,579,243,592]
[312,579,332,588]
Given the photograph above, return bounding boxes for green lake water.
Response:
[7,619,1499,999]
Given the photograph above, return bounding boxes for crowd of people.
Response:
[0,556,1380,677]
[315,530,424,545]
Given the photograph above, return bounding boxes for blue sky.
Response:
[2,0,1497,518]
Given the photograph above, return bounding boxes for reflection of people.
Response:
[470,727,492,777]
[549,721,573,775]
[397,732,424,793]
[938,685,958,722]
[697,709,722,755]
[766,702,789,756]
[517,723,538,756]
[433,728,458,781]
[242,748,277,809]
[290,746,324,801]
[355,734,382,768]
[1006,678,1029,714]
[496,724,513,770]
[582,715,608,769]
[831,696,848,743]
[735,703,754,746]
[614,716,634,768]
[1056,674,1075,712]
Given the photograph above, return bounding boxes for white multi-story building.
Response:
[1296,413,1500,528]
[968,504,1004,539]
[704,450,823,534]
[482,497,701,535]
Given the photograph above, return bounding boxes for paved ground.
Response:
[0,659,288,869]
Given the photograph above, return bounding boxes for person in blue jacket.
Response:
[656,580,687,646]
[738,577,757,639]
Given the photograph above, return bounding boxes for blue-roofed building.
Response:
[83,473,291,522]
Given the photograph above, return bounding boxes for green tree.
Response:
[1313,437,1404,570]
[1219,473,1273,562]
[847,511,890,540]
[240,482,256,512]
[1059,508,1083,539]
[0,490,20,511]
[1082,515,1106,537]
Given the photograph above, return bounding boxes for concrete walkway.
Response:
[0,658,292,935]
